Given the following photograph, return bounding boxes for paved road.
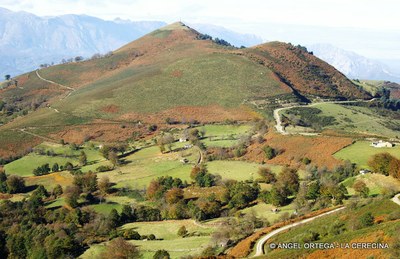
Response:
[273,99,377,135]
[253,207,345,257]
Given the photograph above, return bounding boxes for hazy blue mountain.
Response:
[0,8,263,77]
[308,43,400,83]
[0,7,166,77]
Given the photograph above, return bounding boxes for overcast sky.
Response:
[1,0,399,60]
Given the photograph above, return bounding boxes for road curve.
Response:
[253,207,345,257]
[273,99,377,135]
[392,193,400,206]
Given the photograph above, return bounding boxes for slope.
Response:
[244,42,371,100]
[0,22,370,159]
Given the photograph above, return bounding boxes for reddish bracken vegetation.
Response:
[119,104,260,124]
[242,132,353,169]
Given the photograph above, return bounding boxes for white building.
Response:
[370,140,394,148]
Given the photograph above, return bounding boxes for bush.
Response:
[359,212,374,228]
[96,165,113,172]
[177,226,188,237]
[153,250,170,259]
[262,145,276,160]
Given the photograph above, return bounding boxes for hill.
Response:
[0,22,370,158]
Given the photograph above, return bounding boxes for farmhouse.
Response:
[370,140,394,148]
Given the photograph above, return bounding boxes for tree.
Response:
[65,186,80,208]
[52,163,59,172]
[258,167,276,183]
[73,171,98,193]
[120,205,134,223]
[52,184,63,197]
[108,209,120,228]
[108,151,120,169]
[276,167,300,196]
[79,151,87,166]
[0,170,7,193]
[262,145,276,160]
[165,188,184,204]
[267,186,287,206]
[6,175,25,194]
[368,152,395,176]
[153,250,170,259]
[177,226,188,237]
[353,180,369,198]
[64,162,74,171]
[100,237,141,259]
[74,56,84,62]
[4,75,10,80]
[359,212,374,227]
[98,176,111,195]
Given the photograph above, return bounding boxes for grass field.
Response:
[4,154,77,177]
[207,160,283,182]
[334,141,400,169]
[4,141,104,177]
[81,219,216,259]
[342,173,400,196]
[199,124,251,137]
[313,103,400,137]
[283,103,400,137]
[241,202,296,223]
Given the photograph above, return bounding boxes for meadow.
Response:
[334,141,400,169]
[81,219,217,259]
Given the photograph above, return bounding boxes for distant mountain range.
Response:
[1,7,399,83]
[308,44,400,83]
[0,8,262,77]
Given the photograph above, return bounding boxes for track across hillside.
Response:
[36,69,75,99]
[273,99,377,135]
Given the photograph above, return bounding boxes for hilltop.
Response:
[0,22,370,158]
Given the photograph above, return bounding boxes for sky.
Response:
[1,0,399,60]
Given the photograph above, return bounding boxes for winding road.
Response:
[253,207,345,257]
[253,194,400,257]
[273,99,377,135]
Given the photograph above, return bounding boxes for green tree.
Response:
[79,151,87,166]
[177,225,188,237]
[65,186,80,208]
[4,75,10,80]
[52,184,63,197]
[258,167,276,183]
[262,145,276,160]
[108,151,120,169]
[353,180,369,198]
[120,205,134,223]
[98,176,111,195]
[153,250,170,259]
[368,152,395,176]
[108,209,120,228]
[0,170,7,193]
[276,167,300,196]
[6,175,25,194]
[359,212,374,227]
[52,163,59,172]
